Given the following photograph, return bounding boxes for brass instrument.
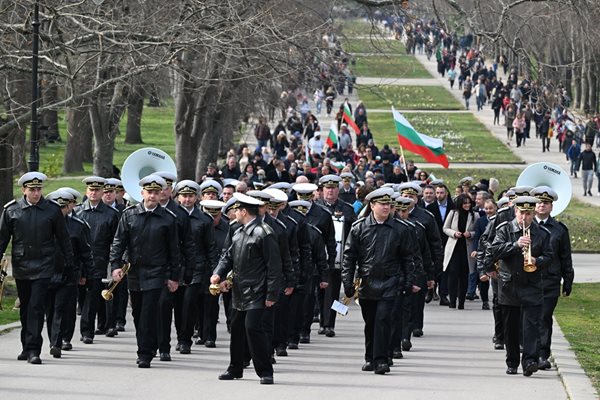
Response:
[342,278,361,306]
[0,257,8,311]
[209,271,233,296]
[522,224,537,273]
[102,263,131,301]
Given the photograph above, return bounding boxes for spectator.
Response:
[356,122,373,148]
[313,88,324,115]
[512,110,526,148]
[221,157,241,179]
[273,132,290,160]
[299,97,310,123]
[505,103,516,146]
[578,143,597,196]
[254,117,271,149]
[567,139,581,178]
[308,132,324,156]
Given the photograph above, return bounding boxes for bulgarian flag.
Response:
[343,103,360,134]
[392,107,449,168]
[326,121,338,149]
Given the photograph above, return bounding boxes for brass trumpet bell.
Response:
[102,263,131,301]
[209,273,233,296]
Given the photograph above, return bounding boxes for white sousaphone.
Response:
[121,147,177,203]
[516,162,571,217]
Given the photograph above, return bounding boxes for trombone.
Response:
[0,257,8,311]
[522,224,537,273]
[341,278,361,306]
[102,263,131,301]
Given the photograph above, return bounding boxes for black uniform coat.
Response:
[490,220,553,307]
[214,218,283,311]
[1,197,74,280]
[74,200,119,279]
[263,213,295,288]
[306,203,337,272]
[109,204,180,291]
[165,200,197,282]
[537,217,574,297]
[409,206,443,278]
[185,206,216,285]
[342,214,416,300]
[62,215,93,285]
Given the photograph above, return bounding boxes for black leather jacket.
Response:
[342,214,416,300]
[185,206,216,286]
[75,200,119,279]
[286,208,318,284]
[490,219,553,306]
[1,197,74,280]
[214,217,282,311]
[165,200,197,283]
[109,203,180,291]
[263,213,295,288]
[277,212,301,286]
[400,217,432,283]
[306,203,337,271]
[59,215,93,285]
[409,206,443,278]
[537,217,574,297]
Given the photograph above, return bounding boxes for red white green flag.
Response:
[343,103,361,134]
[326,122,338,149]
[392,107,449,168]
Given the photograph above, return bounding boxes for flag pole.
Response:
[398,144,408,176]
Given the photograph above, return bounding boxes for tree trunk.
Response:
[0,133,14,204]
[125,83,144,144]
[41,77,60,142]
[63,104,90,173]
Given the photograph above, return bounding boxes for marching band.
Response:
[0,157,575,383]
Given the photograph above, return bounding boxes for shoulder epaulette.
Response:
[495,221,509,230]
[489,215,497,221]
[497,207,509,213]
[308,224,322,235]
[351,217,366,226]
[286,215,298,225]
[229,220,238,227]
[343,201,354,209]
[539,225,551,235]
[164,208,177,218]
[421,208,435,218]
[71,216,86,226]
[48,199,61,207]
[394,217,411,227]
[124,204,137,212]
[557,221,569,233]
[414,220,425,230]
[202,210,214,220]
[3,199,16,209]
[315,203,332,215]
[107,204,119,213]
[261,222,274,235]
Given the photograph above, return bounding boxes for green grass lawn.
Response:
[0,279,19,327]
[343,38,405,54]
[353,55,432,79]
[555,282,600,394]
[337,18,382,38]
[36,104,175,179]
[367,112,522,163]
[357,85,463,110]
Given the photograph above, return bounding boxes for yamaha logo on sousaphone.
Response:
[121,147,177,203]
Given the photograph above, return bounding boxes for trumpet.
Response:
[522,224,537,273]
[209,271,233,296]
[342,278,361,306]
[0,257,8,311]
[102,263,131,301]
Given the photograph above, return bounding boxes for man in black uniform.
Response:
[339,172,357,204]
[212,193,282,384]
[530,186,574,370]
[0,172,74,364]
[173,181,216,354]
[285,200,329,350]
[109,175,180,368]
[342,187,416,375]
[75,176,119,343]
[155,171,196,361]
[292,183,336,343]
[317,174,356,337]
[399,182,442,344]
[489,196,553,377]
[45,190,92,359]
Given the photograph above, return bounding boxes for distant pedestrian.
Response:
[578,143,597,196]
[463,77,473,110]
[448,68,457,89]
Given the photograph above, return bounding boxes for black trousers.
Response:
[287,289,305,344]
[539,296,559,360]
[503,304,542,368]
[491,278,504,343]
[46,284,77,348]
[438,270,448,297]
[301,276,319,336]
[479,279,490,302]
[16,278,50,356]
[447,256,468,306]
[261,306,274,354]
[202,293,220,342]
[80,278,103,338]
[228,308,273,378]
[157,286,175,353]
[130,288,161,360]
[273,292,291,348]
[412,286,426,331]
[360,297,394,365]
[389,294,405,354]
[223,291,233,329]
[174,283,200,346]
[62,284,80,343]
[106,277,128,329]
[322,269,341,329]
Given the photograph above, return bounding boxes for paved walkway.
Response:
[1,293,596,400]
